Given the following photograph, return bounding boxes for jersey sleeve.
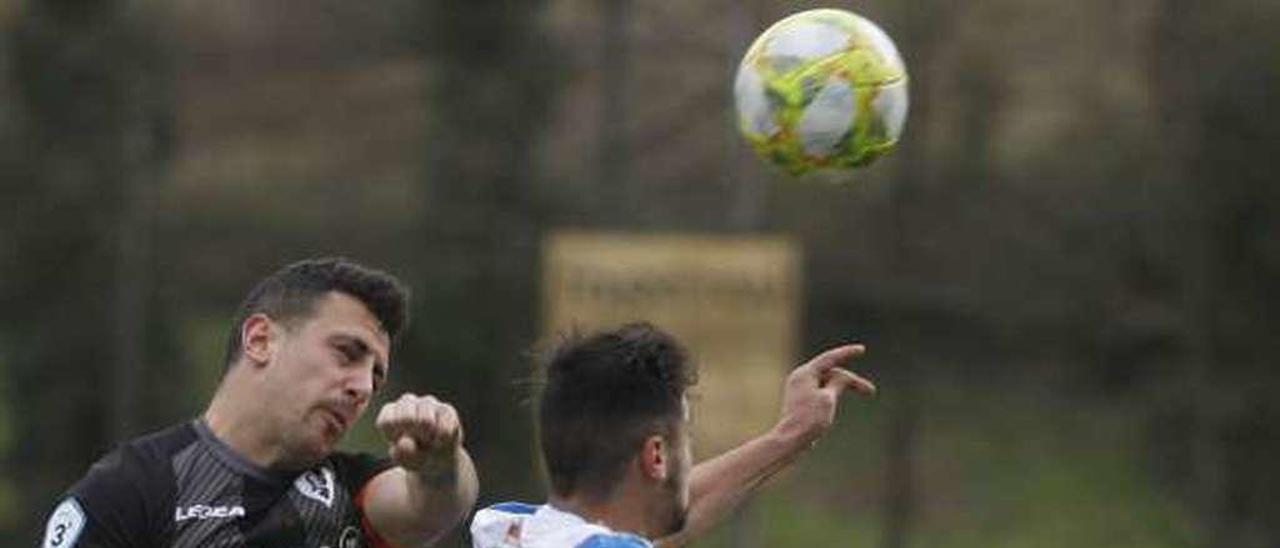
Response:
[331,452,396,548]
[329,451,394,493]
[42,447,171,548]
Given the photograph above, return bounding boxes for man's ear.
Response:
[240,313,278,367]
[639,435,669,481]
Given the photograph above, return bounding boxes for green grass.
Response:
[694,373,1200,547]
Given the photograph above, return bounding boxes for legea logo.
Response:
[174,504,246,522]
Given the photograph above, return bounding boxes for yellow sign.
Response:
[542,231,801,457]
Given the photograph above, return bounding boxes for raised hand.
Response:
[775,344,876,447]
[375,393,463,475]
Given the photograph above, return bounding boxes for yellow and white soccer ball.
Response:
[734,8,909,175]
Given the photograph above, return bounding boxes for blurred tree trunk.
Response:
[409,3,560,543]
[3,0,173,541]
[599,0,631,219]
[1150,0,1280,545]
[1149,4,1224,546]
[879,3,960,547]
[726,0,765,233]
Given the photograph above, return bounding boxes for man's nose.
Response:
[345,365,374,405]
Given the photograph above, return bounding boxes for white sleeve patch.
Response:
[42,498,86,548]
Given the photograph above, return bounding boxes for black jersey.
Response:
[40,420,395,548]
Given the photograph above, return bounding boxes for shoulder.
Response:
[483,502,540,515]
[470,501,541,545]
[469,503,651,548]
[73,422,194,499]
[43,422,196,547]
[471,501,540,529]
[577,533,652,548]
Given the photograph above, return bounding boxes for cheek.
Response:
[293,350,338,389]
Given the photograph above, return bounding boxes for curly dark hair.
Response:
[222,257,409,370]
[537,322,698,501]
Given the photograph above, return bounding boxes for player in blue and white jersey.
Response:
[472,323,875,548]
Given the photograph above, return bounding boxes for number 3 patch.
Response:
[43,498,86,548]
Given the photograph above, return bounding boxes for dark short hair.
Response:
[537,322,697,501]
[223,257,410,369]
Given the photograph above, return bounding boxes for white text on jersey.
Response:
[174,504,246,522]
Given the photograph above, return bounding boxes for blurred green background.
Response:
[2,0,1278,547]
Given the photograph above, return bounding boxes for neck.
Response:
[203,370,290,470]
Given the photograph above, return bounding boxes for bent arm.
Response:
[657,426,806,547]
[361,446,479,547]
[657,344,875,547]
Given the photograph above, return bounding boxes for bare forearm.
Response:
[658,427,807,547]
[659,343,874,547]
[405,448,479,541]
[366,447,480,547]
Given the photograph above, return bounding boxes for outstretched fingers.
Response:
[798,344,875,397]
[822,367,877,397]
[799,343,866,377]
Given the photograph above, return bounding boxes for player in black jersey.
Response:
[40,258,479,548]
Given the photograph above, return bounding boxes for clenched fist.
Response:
[375,393,463,474]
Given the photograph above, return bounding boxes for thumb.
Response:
[822,367,877,397]
[390,435,418,461]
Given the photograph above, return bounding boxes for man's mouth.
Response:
[319,406,352,434]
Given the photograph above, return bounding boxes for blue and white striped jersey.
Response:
[471,502,652,548]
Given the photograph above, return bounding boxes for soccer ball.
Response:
[734,8,909,175]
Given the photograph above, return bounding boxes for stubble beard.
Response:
[275,410,339,471]
[660,473,689,536]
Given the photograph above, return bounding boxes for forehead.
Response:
[301,292,391,350]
